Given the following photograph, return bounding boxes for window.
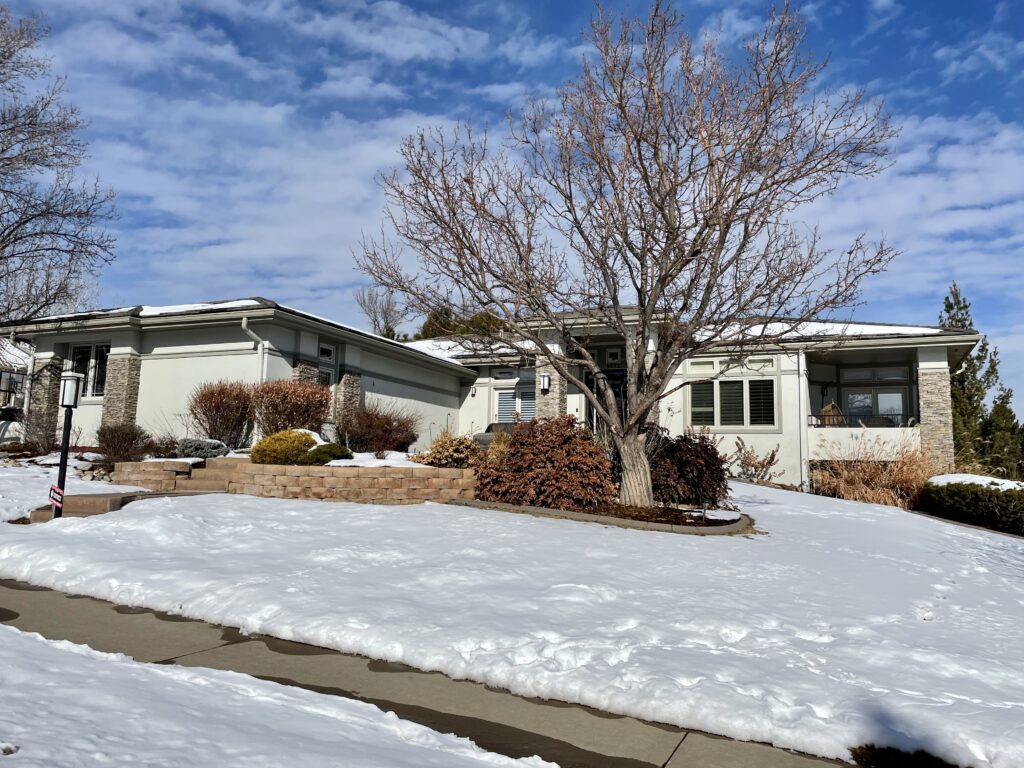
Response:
[69,344,110,397]
[691,381,715,426]
[744,357,775,371]
[842,387,907,424]
[840,366,909,383]
[688,359,715,374]
[606,349,622,365]
[749,380,775,425]
[318,344,335,363]
[689,379,776,428]
[317,369,333,388]
[496,388,536,422]
[0,370,24,407]
[719,381,744,426]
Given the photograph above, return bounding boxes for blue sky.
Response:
[16,0,1024,402]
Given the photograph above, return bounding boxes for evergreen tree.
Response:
[938,282,1000,462]
[981,388,1022,480]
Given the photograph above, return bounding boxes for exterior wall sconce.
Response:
[539,374,551,392]
[470,386,477,396]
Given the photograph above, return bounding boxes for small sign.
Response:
[48,485,64,508]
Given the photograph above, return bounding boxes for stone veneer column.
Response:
[535,359,567,419]
[100,355,142,427]
[26,355,63,442]
[292,359,319,383]
[918,368,955,471]
[337,370,362,424]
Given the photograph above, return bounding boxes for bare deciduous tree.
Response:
[0,8,115,321]
[355,285,406,339]
[358,1,898,506]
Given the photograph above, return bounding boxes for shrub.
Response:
[148,433,180,458]
[97,423,153,466]
[296,443,353,465]
[250,430,317,465]
[810,434,935,509]
[343,401,419,455]
[412,431,483,468]
[252,380,331,437]
[20,408,57,456]
[176,437,229,459]
[187,381,254,449]
[725,437,783,484]
[649,429,729,507]
[917,482,1024,536]
[475,416,616,512]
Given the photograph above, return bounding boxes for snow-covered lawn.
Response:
[1,483,1022,767]
[0,464,146,521]
[929,473,1024,492]
[0,626,550,767]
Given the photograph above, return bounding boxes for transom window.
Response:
[69,344,110,397]
[496,388,536,422]
[318,344,335,362]
[689,379,776,428]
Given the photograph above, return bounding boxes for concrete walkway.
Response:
[0,579,840,768]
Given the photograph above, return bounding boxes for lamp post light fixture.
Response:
[51,372,84,519]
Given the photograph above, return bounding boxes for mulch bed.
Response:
[594,504,739,527]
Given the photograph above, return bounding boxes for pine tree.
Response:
[981,389,1022,480]
[938,282,1000,463]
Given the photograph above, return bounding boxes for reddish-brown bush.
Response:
[252,380,331,437]
[649,429,729,507]
[342,401,419,455]
[97,423,153,467]
[187,381,253,448]
[475,415,616,511]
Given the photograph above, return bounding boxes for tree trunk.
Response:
[618,431,655,507]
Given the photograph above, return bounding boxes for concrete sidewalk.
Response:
[0,579,839,768]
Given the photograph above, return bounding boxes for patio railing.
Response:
[808,413,918,428]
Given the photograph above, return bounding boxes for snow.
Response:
[137,299,264,316]
[0,464,146,521]
[328,451,421,467]
[143,456,206,466]
[0,626,552,768]
[0,485,1021,767]
[0,337,30,370]
[928,473,1024,492]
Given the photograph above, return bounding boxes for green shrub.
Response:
[250,430,317,465]
[296,443,353,465]
[412,431,482,468]
[176,437,229,459]
[187,381,254,448]
[343,401,419,455]
[97,423,153,466]
[475,416,616,512]
[252,380,331,436]
[917,481,1024,536]
[649,429,729,507]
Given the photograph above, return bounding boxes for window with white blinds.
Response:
[496,389,536,422]
[496,390,516,422]
[519,390,536,420]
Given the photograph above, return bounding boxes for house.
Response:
[407,319,981,488]
[0,337,30,442]
[3,297,979,488]
[2,298,475,451]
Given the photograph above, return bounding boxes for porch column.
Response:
[100,355,142,427]
[536,333,566,419]
[26,353,63,444]
[292,359,318,383]
[917,347,955,471]
[337,369,362,423]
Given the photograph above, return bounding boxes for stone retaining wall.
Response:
[229,463,475,504]
[111,461,197,491]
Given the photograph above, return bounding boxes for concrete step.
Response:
[173,478,230,492]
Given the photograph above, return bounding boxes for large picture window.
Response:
[688,379,776,428]
[69,344,110,397]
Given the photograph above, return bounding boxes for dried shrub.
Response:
[250,430,316,465]
[343,401,419,454]
[97,423,153,466]
[21,408,56,456]
[810,434,935,509]
[148,433,179,458]
[187,381,254,449]
[176,437,229,459]
[917,482,1024,536]
[725,437,782,484]
[296,443,353,465]
[475,415,616,512]
[412,430,483,468]
[649,429,729,507]
[253,380,331,437]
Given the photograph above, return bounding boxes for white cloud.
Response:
[934,31,1024,81]
[866,0,903,33]
[701,7,761,47]
[310,65,405,101]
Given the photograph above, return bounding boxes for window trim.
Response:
[67,343,111,398]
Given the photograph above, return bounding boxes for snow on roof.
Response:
[0,338,30,371]
[775,321,949,338]
[137,300,263,317]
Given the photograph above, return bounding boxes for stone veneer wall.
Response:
[230,463,474,504]
[337,370,362,424]
[292,360,319,383]
[918,368,955,471]
[26,357,63,442]
[100,355,142,427]
[111,460,195,490]
[535,360,567,418]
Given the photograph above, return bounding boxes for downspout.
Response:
[797,350,808,491]
[241,318,268,383]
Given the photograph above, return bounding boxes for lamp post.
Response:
[51,372,84,519]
